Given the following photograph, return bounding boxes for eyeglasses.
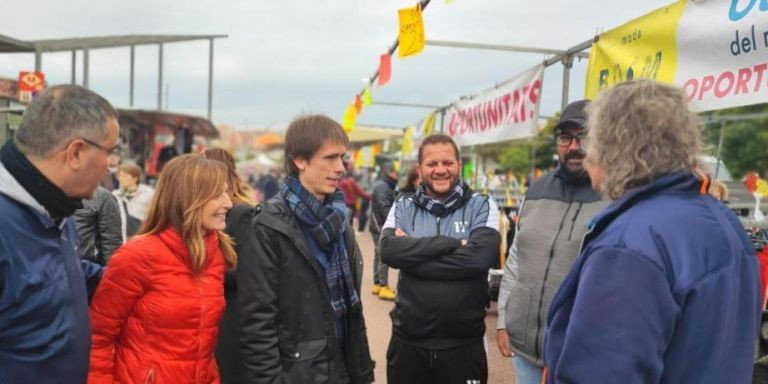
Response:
[81,137,120,156]
[557,132,588,148]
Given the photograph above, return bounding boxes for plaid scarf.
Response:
[412,182,469,217]
[280,177,360,319]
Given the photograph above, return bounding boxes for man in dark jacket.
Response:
[379,134,501,384]
[495,100,606,384]
[0,85,117,383]
[238,114,374,384]
[368,161,398,301]
[74,185,123,265]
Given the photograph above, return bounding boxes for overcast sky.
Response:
[0,0,673,130]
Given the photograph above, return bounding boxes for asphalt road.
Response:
[355,229,515,384]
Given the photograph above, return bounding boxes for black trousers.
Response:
[386,336,487,384]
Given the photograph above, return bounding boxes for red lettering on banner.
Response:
[683,62,768,102]
[714,71,735,98]
[446,78,541,139]
[754,63,767,92]
[735,67,751,95]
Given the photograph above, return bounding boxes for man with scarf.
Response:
[495,100,607,384]
[238,114,374,384]
[0,85,118,383]
[379,134,501,384]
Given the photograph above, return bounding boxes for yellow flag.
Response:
[401,125,414,157]
[423,110,436,136]
[584,1,686,99]
[398,5,425,58]
[362,85,373,106]
[343,102,356,132]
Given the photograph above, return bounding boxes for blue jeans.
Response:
[514,356,543,384]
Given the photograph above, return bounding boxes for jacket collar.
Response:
[0,161,63,228]
[156,226,220,268]
[588,171,709,234]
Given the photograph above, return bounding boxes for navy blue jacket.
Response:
[544,172,760,384]
[0,163,103,383]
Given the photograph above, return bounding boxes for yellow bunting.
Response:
[343,102,356,132]
[401,125,415,157]
[423,110,436,136]
[363,85,373,106]
[398,4,425,58]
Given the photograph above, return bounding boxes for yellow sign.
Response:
[398,5,425,59]
[585,0,686,99]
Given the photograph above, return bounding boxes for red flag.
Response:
[355,94,363,114]
[378,54,391,86]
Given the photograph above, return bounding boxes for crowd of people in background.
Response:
[1,80,766,384]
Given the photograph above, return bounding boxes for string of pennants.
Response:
[343,0,456,131]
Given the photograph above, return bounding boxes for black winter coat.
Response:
[237,197,375,384]
[216,203,260,384]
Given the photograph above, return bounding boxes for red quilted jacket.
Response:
[88,227,226,384]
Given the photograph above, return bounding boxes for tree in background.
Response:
[702,103,768,179]
[476,114,559,178]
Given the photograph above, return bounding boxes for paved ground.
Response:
[354,229,515,384]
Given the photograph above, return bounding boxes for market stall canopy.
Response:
[348,125,403,144]
[117,109,219,138]
[0,34,226,53]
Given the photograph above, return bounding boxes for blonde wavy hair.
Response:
[139,154,236,274]
[204,147,256,206]
[586,80,702,200]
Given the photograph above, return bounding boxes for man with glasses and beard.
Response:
[380,134,501,384]
[495,100,607,384]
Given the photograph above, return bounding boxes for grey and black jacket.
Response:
[380,183,501,349]
[368,175,397,237]
[237,197,374,384]
[73,186,122,265]
[497,167,606,366]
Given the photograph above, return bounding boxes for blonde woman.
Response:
[89,154,235,384]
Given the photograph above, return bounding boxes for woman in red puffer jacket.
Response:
[89,154,236,384]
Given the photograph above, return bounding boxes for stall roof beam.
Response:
[28,34,228,52]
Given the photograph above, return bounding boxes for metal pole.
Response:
[715,120,726,179]
[129,45,135,107]
[157,43,164,110]
[70,51,76,84]
[561,55,573,110]
[425,40,589,59]
[34,50,41,72]
[373,101,443,109]
[83,49,90,89]
[207,38,214,121]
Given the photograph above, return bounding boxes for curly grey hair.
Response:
[15,84,117,158]
[586,80,701,200]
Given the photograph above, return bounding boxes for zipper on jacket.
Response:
[436,216,441,235]
[566,202,583,241]
[196,282,205,384]
[533,194,574,360]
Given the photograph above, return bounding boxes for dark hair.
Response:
[417,134,460,164]
[15,84,117,157]
[404,166,420,190]
[204,147,256,205]
[284,114,349,176]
